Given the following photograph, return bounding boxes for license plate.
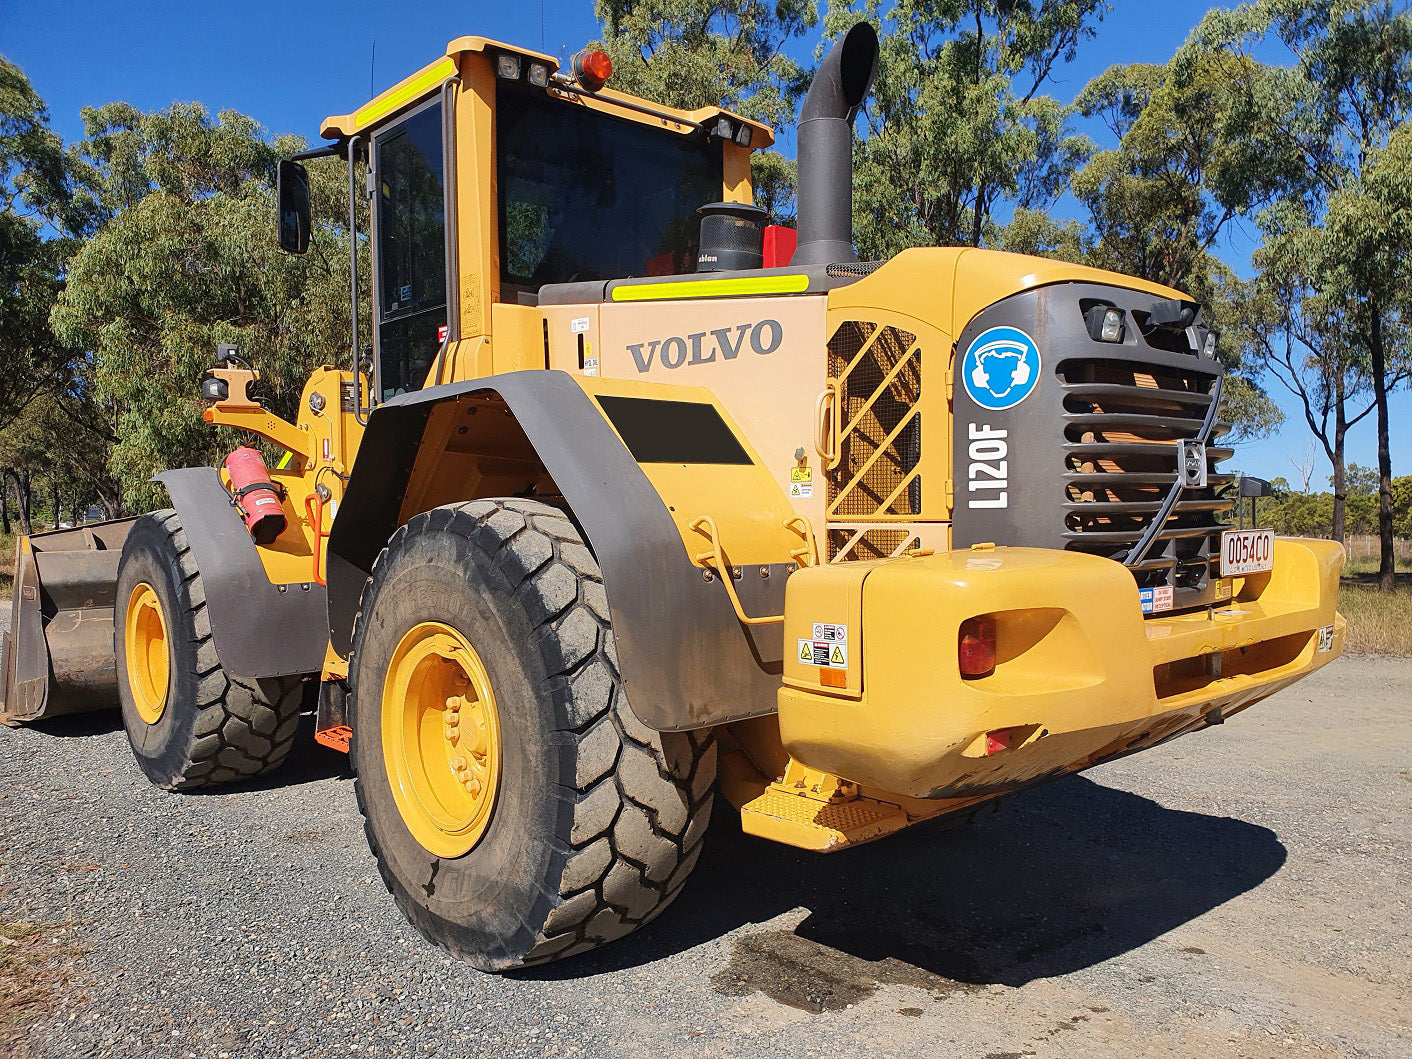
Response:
[1220,528,1274,577]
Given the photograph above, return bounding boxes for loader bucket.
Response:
[0,519,137,725]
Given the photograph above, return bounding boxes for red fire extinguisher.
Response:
[224,446,287,545]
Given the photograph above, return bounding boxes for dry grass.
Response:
[1337,578,1412,656]
[0,916,87,1053]
[0,531,13,597]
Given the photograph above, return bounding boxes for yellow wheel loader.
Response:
[1,25,1344,971]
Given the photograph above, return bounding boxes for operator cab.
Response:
[278,38,766,406]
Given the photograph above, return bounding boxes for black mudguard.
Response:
[156,469,328,679]
[326,370,785,731]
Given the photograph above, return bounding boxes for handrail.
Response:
[784,515,821,568]
[305,494,328,587]
[689,516,784,626]
[690,515,822,626]
[813,381,840,471]
[346,134,369,425]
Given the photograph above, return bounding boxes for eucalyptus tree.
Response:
[1189,0,1412,586]
[822,0,1106,259]
[593,0,816,220]
[51,103,355,511]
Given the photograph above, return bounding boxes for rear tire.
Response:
[350,499,716,971]
[114,510,304,790]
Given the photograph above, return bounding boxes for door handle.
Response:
[814,381,841,472]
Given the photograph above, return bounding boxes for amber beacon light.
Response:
[572,49,613,91]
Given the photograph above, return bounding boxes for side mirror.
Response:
[277,159,311,254]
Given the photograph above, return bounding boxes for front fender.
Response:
[326,370,788,730]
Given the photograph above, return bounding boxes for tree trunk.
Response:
[0,474,9,536]
[1369,309,1396,590]
[51,476,60,530]
[7,470,31,538]
[1331,382,1348,544]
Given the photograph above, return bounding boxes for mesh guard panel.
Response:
[825,323,922,532]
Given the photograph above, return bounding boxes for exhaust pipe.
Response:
[790,23,880,267]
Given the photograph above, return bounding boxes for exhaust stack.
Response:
[790,23,880,266]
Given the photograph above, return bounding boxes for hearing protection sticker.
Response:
[789,466,814,499]
[799,622,848,668]
[962,326,1041,411]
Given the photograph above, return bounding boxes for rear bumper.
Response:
[778,538,1344,799]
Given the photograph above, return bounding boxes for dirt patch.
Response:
[712,929,982,1013]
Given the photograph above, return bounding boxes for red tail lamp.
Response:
[958,616,997,679]
[572,49,613,91]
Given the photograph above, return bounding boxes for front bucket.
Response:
[1,519,137,724]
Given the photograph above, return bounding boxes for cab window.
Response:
[375,101,446,400]
[497,84,723,293]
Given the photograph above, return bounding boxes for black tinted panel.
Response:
[596,396,751,465]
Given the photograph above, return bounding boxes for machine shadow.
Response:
[28,708,124,737]
[525,773,1286,987]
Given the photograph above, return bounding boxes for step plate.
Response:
[739,789,909,851]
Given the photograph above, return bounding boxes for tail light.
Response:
[958,616,997,679]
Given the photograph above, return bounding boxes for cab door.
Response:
[371,98,448,401]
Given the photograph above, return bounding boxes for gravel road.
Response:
[1,655,1408,1059]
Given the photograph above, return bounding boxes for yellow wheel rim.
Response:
[124,582,171,725]
[382,622,503,859]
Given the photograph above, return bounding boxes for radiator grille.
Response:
[825,322,922,523]
[1060,356,1234,590]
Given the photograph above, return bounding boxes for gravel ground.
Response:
[1,654,1408,1059]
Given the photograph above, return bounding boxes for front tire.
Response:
[114,510,304,789]
[350,499,716,971]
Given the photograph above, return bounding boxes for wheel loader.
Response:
[0,25,1345,971]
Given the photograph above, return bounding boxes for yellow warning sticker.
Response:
[799,641,813,663]
[788,466,814,500]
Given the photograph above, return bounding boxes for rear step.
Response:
[1,519,137,724]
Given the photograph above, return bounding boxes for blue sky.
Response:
[2,0,1405,484]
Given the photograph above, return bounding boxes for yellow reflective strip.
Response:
[275,450,293,470]
[610,274,810,302]
[353,57,456,130]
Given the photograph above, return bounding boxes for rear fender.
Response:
[155,468,328,679]
[327,369,795,731]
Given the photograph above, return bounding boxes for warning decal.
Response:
[798,622,848,669]
[798,639,847,669]
[789,466,813,500]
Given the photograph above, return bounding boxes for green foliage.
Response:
[825,0,1106,258]
[50,104,354,511]
[1072,51,1290,291]
[0,58,81,434]
[1191,0,1412,567]
[593,1,816,218]
[1255,476,1412,538]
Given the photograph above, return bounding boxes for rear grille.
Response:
[951,281,1237,615]
[826,322,922,524]
[1060,356,1234,590]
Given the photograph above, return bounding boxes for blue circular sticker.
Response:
[961,326,1042,411]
